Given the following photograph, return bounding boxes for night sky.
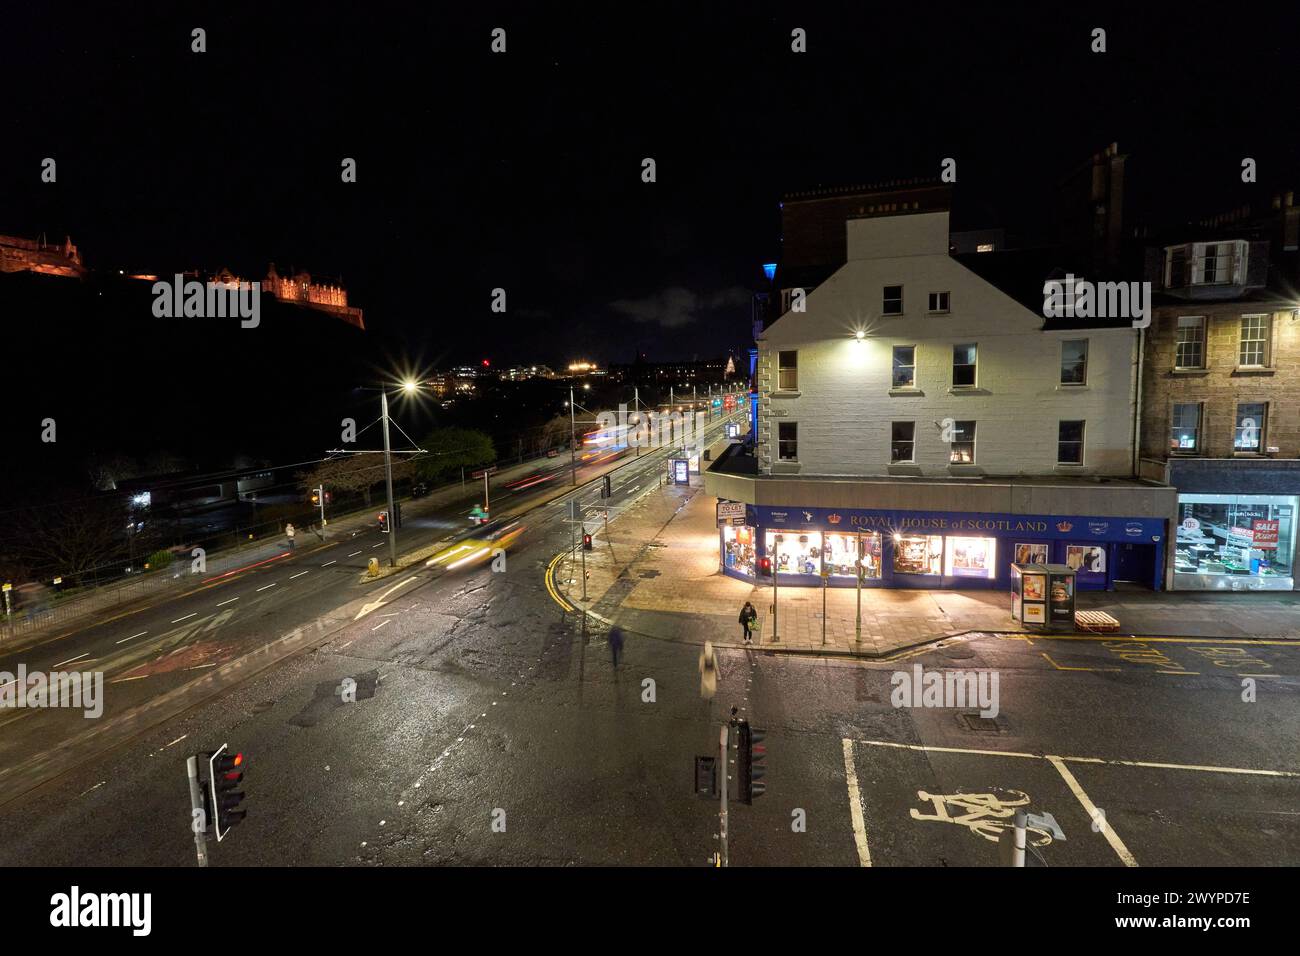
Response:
[5,1,1299,369]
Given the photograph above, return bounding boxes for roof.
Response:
[953,248,1135,330]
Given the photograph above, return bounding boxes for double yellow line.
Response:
[544,551,575,612]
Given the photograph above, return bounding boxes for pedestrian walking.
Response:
[698,640,717,699]
[285,522,296,550]
[608,625,624,668]
[739,601,757,644]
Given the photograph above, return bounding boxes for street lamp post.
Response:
[380,387,398,568]
[569,385,577,487]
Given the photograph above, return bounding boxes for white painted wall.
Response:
[755,211,1137,478]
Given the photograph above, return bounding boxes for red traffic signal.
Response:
[758,556,772,576]
[582,533,593,551]
[207,745,248,841]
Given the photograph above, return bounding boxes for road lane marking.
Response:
[216,597,239,607]
[171,613,197,624]
[256,583,277,592]
[162,734,188,749]
[78,781,106,798]
[371,543,385,549]
[1046,755,1138,867]
[372,620,391,631]
[109,675,148,683]
[841,739,872,867]
[348,551,363,557]
[1005,633,1300,648]
[322,560,337,567]
[116,631,148,645]
[1041,652,1121,672]
[186,663,218,670]
[290,570,311,579]
[52,653,89,668]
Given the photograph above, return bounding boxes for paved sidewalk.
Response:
[556,480,1300,658]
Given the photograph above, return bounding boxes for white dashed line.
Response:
[53,653,89,668]
[322,560,337,567]
[170,613,197,624]
[162,734,188,749]
[116,631,148,645]
[348,551,363,557]
[216,597,239,607]
[290,570,310,579]
[371,543,384,549]
[256,583,277,592]
[372,620,391,631]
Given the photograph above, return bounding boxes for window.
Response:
[892,345,916,388]
[949,420,976,463]
[1198,241,1241,285]
[894,534,943,575]
[1058,420,1085,464]
[928,292,950,313]
[976,243,995,253]
[777,421,798,460]
[1060,339,1088,385]
[1235,403,1266,452]
[1239,314,1270,367]
[1175,493,1296,585]
[952,344,977,387]
[891,421,915,462]
[777,350,798,391]
[1170,403,1202,453]
[766,530,821,577]
[883,285,903,315]
[1175,316,1206,369]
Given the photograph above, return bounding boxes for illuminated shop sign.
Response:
[749,506,1163,543]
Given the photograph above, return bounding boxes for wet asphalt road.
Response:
[1,489,1297,866]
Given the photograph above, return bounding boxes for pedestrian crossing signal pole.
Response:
[719,723,729,867]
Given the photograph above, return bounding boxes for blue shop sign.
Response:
[747,506,1163,543]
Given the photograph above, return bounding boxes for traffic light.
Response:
[378,511,389,533]
[311,491,320,506]
[737,722,767,804]
[582,532,593,551]
[758,556,772,576]
[601,474,612,499]
[207,745,247,841]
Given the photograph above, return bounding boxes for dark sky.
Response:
[5,0,1299,369]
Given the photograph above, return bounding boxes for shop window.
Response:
[1170,403,1201,453]
[777,421,798,461]
[945,536,997,579]
[1239,314,1270,367]
[893,533,943,575]
[891,421,915,463]
[928,291,950,313]
[883,285,903,315]
[1234,403,1266,452]
[823,532,882,579]
[1066,544,1107,575]
[1175,493,1296,586]
[767,531,822,576]
[1057,420,1085,464]
[892,346,916,388]
[1060,339,1088,385]
[949,420,976,463]
[952,344,977,387]
[1174,316,1206,369]
[722,525,757,577]
[1014,542,1048,565]
[777,350,798,391]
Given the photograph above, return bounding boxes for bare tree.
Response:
[297,454,415,508]
[12,494,128,581]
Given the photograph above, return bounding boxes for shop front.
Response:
[1174,493,1296,590]
[719,506,1166,591]
[1164,460,1300,592]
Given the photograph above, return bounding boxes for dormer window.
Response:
[1164,240,1248,288]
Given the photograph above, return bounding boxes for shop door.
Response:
[1114,543,1155,588]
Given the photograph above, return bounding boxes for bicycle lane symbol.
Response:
[909,789,1055,846]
